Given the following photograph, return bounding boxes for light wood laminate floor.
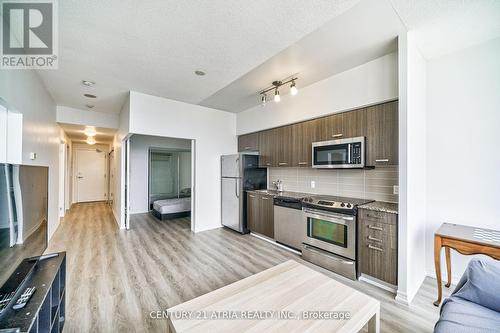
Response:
[47,202,449,333]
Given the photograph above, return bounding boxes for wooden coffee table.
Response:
[167,260,380,333]
[434,223,500,306]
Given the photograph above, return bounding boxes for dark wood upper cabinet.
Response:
[366,101,398,166]
[238,132,259,152]
[258,129,276,167]
[342,109,367,138]
[239,100,398,168]
[276,125,293,167]
[316,113,343,142]
[292,119,318,167]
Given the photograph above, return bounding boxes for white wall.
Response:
[0,70,61,240]
[236,52,398,134]
[57,106,119,129]
[129,135,191,214]
[396,32,428,305]
[128,91,237,232]
[112,96,130,227]
[425,37,500,283]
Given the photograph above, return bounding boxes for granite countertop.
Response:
[246,189,311,200]
[359,201,398,214]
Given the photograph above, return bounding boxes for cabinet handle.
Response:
[278,162,288,166]
[332,134,343,138]
[368,225,383,231]
[368,244,383,252]
[261,197,270,200]
[266,163,271,166]
[249,195,255,198]
[245,146,253,150]
[367,213,382,219]
[298,162,308,165]
[368,236,382,243]
[375,159,389,163]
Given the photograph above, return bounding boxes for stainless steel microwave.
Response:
[312,137,365,169]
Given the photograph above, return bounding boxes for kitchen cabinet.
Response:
[291,119,318,167]
[366,101,398,166]
[342,109,366,138]
[246,192,274,238]
[258,129,275,167]
[358,208,398,285]
[317,113,343,142]
[238,100,398,168]
[275,125,293,167]
[238,132,259,152]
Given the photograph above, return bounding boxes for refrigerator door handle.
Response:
[235,179,239,198]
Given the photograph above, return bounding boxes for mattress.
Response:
[153,197,191,214]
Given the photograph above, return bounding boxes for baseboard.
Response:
[395,290,410,305]
[359,274,397,294]
[194,225,221,233]
[112,208,123,229]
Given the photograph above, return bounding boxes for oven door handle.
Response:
[303,245,354,265]
[303,208,354,222]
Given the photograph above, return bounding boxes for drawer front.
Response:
[302,244,357,280]
[359,209,397,225]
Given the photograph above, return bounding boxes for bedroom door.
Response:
[75,149,107,202]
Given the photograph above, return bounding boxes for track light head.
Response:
[274,89,280,103]
[261,94,267,106]
[290,81,298,96]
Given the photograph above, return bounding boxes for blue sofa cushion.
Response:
[434,296,500,333]
[453,258,500,313]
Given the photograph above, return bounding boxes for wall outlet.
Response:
[393,185,399,195]
[311,181,316,189]
[29,152,37,160]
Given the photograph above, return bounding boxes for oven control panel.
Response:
[303,198,353,210]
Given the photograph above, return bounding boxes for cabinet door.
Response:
[366,101,398,166]
[259,195,274,238]
[246,192,258,231]
[292,119,318,167]
[342,109,366,138]
[317,113,343,141]
[276,125,293,167]
[258,130,275,167]
[238,133,259,152]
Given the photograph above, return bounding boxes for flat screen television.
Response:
[0,164,48,298]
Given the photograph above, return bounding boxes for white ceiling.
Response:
[38,0,361,114]
[390,0,500,59]
[38,0,500,115]
[58,123,116,145]
[201,0,404,112]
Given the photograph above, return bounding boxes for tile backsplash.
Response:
[269,167,398,203]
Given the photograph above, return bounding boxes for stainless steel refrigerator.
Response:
[221,154,267,233]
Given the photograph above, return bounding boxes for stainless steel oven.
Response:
[302,207,356,260]
[312,136,365,169]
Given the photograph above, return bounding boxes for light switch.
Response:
[311,181,316,189]
[393,185,399,195]
[29,152,37,160]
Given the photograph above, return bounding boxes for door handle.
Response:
[235,180,239,198]
[77,176,84,179]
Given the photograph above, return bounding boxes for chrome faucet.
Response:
[272,179,283,192]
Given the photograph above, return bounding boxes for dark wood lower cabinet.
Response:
[358,209,398,285]
[246,192,274,238]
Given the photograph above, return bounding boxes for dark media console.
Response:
[0,252,66,333]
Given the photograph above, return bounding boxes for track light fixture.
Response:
[259,76,298,106]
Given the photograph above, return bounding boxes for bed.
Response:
[151,189,191,220]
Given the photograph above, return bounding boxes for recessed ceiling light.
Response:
[85,104,95,109]
[84,126,97,137]
[82,80,95,87]
[84,93,97,98]
[86,137,96,145]
[194,70,206,76]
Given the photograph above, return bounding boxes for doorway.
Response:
[75,148,107,202]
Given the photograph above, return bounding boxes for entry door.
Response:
[76,149,106,202]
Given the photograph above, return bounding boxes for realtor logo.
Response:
[1,0,58,69]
